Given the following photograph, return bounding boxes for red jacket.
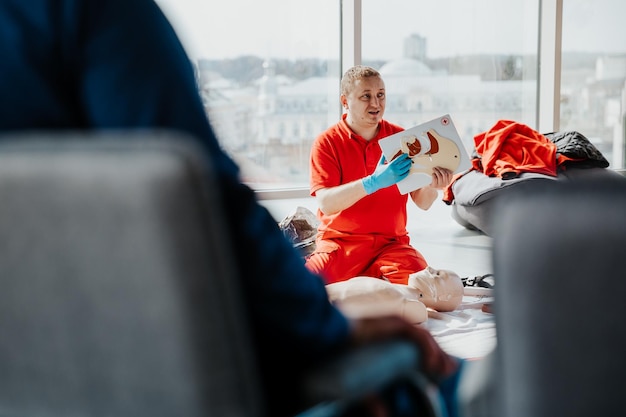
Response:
[473,119,557,178]
[443,120,558,203]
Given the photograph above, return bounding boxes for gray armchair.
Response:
[492,175,626,417]
[0,132,433,417]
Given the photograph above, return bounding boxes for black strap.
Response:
[461,274,494,289]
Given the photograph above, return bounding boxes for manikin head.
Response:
[408,266,464,312]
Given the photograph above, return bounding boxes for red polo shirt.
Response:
[310,114,408,239]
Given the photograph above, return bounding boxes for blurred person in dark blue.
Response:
[0,1,461,416]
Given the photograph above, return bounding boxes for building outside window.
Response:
[361,0,539,156]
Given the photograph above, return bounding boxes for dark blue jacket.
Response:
[0,0,350,414]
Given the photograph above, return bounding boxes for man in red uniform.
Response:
[306,65,453,285]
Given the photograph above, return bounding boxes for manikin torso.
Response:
[325,266,464,324]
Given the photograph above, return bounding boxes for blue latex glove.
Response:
[362,153,412,195]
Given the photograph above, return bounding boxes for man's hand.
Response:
[409,166,454,210]
[362,154,412,195]
[429,166,453,189]
[349,315,458,381]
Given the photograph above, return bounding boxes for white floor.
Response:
[260,195,493,281]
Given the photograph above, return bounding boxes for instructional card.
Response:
[378,114,471,194]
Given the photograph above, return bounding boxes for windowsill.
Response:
[253,168,626,200]
[254,187,311,200]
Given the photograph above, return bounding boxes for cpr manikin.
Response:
[408,266,464,312]
[326,276,429,324]
[325,267,464,325]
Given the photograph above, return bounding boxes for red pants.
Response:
[305,234,427,285]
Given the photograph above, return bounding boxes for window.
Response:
[560,0,626,168]
[155,0,341,190]
[155,0,625,192]
[362,0,539,153]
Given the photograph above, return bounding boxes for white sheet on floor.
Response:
[422,291,496,360]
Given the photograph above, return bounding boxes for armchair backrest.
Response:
[0,132,262,417]
[492,176,626,417]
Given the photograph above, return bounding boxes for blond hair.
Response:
[340,65,381,96]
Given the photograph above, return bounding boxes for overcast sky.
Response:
[155,0,626,61]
